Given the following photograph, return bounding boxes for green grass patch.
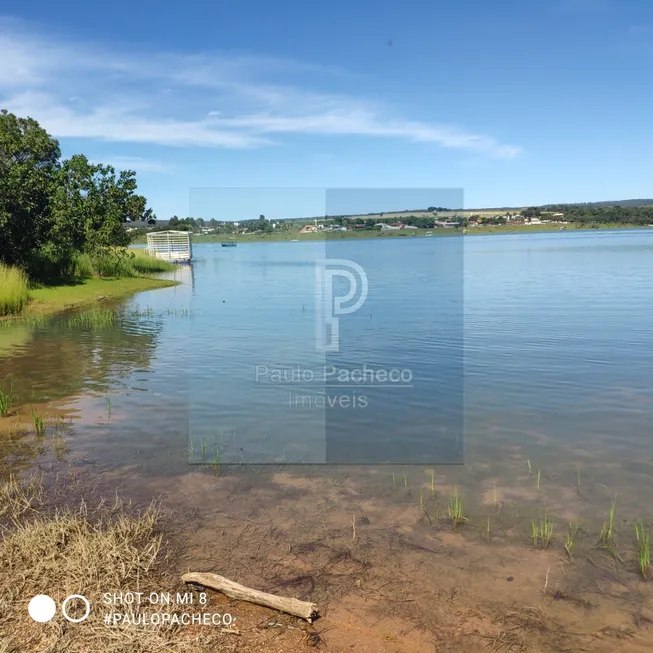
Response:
[0,264,30,316]
[0,381,14,417]
[635,520,650,579]
[67,309,117,329]
[447,485,468,529]
[531,513,554,549]
[129,249,177,274]
[31,407,45,436]
[23,277,178,317]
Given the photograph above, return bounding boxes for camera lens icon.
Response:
[28,595,56,623]
[28,594,91,623]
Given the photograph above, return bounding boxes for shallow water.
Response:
[1,230,652,514]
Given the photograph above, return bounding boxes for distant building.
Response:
[299,224,318,233]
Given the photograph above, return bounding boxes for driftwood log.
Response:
[182,572,319,622]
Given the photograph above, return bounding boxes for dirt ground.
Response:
[78,464,653,653]
[2,406,652,652]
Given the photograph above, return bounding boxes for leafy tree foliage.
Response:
[0,110,155,277]
[0,110,61,267]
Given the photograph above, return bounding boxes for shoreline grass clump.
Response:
[531,513,554,549]
[0,264,30,316]
[31,407,45,436]
[67,308,117,329]
[0,381,14,417]
[635,520,650,579]
[565,522,579,558]
[448,485,468,529]
[129,250,177,274]
[599,495,618,555]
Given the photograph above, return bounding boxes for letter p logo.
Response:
[316,259,368,352]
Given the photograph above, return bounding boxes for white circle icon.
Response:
[61,594,91,623]
[28,595,57,622]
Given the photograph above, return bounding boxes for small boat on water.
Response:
[425,232,433,237]
[221,237,237,247]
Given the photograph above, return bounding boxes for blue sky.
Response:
[1,1,652,219]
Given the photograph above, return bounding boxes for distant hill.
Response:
[541,199,653,209]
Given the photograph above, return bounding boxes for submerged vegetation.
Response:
[0,381,14,417]
[635,520,650,579]
[531,513,554,549]
[448,485,467,529]
[599,495,618,555]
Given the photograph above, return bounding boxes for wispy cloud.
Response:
[0,17,521,159]
[89,155,173,174]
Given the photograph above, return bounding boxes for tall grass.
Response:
[0,264,30,316]
[0,381,14,417]
[635,520,650,579]
[130,250,176,274]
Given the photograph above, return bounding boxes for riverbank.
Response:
[0,248,179,320]
[1,276,178,321]
[132,222,651,244]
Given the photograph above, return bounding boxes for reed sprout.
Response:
[448,485,467,529]
[0,382,14,417]
[634,520,650,579]
[31,407,45,436]
[531,513,554,549]
[599,495,617,553]
[564,522,579,558]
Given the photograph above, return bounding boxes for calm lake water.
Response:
[2,230,653,487]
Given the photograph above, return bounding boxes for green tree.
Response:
[0,110,61,266]
[51,155,150,253]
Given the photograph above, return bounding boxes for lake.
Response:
[1,229,652,505]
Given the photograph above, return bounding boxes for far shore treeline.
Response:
[137,202,653,239]
[0,110,170,316]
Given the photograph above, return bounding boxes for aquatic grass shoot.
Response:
[536,469,541,491]
[527,459,532,476]
[31,407,45,436]
[531,513,554,549]
[565,522,579,558]
[67,309,116,329]
[576,466,581,496]
[634,520,650,579]
[0,382,14,417]
[211,449,221,476]
[448,485,467,529]
[599,495,617,553]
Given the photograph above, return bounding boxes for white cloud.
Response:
[89,156,173,174]
[0,17,521,159]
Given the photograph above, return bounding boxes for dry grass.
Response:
[0,476,232,652]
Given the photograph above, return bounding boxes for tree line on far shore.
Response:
[0,110,155,280]
[139,203,653,237]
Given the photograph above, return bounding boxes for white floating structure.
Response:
[145,230,193,263]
